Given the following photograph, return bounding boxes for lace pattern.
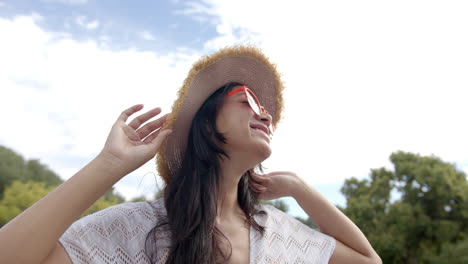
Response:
[251,205,336,264]
[59,199,335,263]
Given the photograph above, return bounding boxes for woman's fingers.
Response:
[251,172,270,182]
[252,186,267,194]
[251,183,266,192]
[117,104,144,123]
[122,124,142,141]
[128,107,162,130]
[143,128,172,146]
[250,181,264,188]
[136,113,169,139]
[144,129,173,153]
[249,176,268,192]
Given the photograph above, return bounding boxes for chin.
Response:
[256,144,272,162]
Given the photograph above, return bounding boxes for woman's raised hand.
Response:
[250,171,301,200]
[99,104,172,177]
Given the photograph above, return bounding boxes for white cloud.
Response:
[0,15,200,200]
[189,0,468,184]
[75,15,99,30]
[140,30,156,41]
[86,20,99,29]
[2,0,468,203]
[175,1,217,24]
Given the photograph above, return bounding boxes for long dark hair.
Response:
[145,82,266,263]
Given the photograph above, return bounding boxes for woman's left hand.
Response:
[250,171,301,200]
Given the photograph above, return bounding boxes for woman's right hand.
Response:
[98,104,172,177]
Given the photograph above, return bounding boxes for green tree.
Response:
[0,181,55,226]
[24,159,62,187]
[0,145,134,226]
[102,187,125,204]
[0,180,125,226]
[0,146,62,199]
[81,192,124,217]
[432,237,468,264]
[0,146,29,198]
[340,151,468,264]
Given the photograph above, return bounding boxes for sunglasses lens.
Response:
[246,91,261,115]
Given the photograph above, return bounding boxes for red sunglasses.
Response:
[226,86,270,116]
[226,86,274,133]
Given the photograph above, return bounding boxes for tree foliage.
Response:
[0,145,128,226]
[3,144,467,262]
[81,189,125,218]
[0,181,55,226]
[0,146,62,199]
[340,151,468,264]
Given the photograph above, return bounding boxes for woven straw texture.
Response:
[156,45,285,183]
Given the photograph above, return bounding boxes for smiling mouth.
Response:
[250,124,270,135]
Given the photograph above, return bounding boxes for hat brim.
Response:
[157,45,284,183]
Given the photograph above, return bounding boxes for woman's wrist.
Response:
[94,151,129,180]
[290,176,323,208]
[288,173,309,199]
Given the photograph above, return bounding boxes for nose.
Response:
[256,112,273,132]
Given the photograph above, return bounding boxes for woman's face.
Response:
[215,85,273,163]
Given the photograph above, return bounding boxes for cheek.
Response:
[215,111,230,133]
[218,118,245,136]
[216,117,250,145]
[217,106,250,132]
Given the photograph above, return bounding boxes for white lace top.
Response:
[59,199,336,264]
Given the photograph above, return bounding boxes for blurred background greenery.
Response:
[1,145,467,263]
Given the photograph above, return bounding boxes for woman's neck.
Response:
[216,160,247,222]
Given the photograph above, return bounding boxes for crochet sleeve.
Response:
[58,202,158,264]
[251,205,336,264]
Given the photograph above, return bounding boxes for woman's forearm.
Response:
[0,153,125,264]
[291,177,380,261]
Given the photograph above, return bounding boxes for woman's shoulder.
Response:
[59,198,166,240]
[255,203,292,223]
[58,198,167,264]
[255,202,325,236]
[97,198,165,221]
[252,203,336,263]
[78,198,165,227]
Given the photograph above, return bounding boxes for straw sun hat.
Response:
[156,45,285,184]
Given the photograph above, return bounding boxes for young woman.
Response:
[0,46,381,264]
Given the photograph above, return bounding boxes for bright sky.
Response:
[1,0,467,218]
